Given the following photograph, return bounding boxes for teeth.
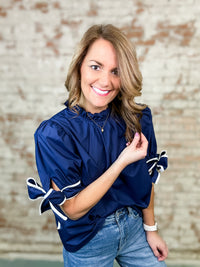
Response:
[92,86,109,95]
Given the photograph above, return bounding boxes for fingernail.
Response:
[135,132,140,137]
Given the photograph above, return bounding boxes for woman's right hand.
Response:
[117,132,148,168]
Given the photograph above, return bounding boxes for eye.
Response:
[90,65,100,71]
[112,68,119,76]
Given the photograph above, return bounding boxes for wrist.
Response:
[115,155,127,170]
[143,222,158,231]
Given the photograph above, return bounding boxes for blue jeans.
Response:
[63,207,167,267]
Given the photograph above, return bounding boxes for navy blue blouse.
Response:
[26,103,168,252]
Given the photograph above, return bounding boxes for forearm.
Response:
[142,184,168,261]
[61,157,125,220]
[142,184,156,226]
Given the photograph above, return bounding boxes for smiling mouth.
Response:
[92,86,110,96]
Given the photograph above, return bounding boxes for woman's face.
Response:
[80,38,120,114]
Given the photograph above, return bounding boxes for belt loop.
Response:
[127,207,132,215]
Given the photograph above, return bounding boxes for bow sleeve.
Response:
[35,120,84,195]
[141,107,168,184]
[26,177,68,222]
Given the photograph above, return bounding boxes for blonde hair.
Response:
[65,24,146,141]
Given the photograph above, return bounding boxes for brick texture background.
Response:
[0,0,199,264]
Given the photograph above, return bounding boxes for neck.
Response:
[79,102,108,114]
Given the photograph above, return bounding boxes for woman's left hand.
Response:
[146,231,168,261]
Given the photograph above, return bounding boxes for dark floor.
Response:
[0,259,60,267]
[0,259,196,267]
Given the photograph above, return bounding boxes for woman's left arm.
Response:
[142,185,168,261]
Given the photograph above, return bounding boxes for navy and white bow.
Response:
[26,177,68,222]
[146,151,168,184]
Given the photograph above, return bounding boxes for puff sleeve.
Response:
[34,120,83,196]
[26,119,84,223]
[141,107,168,184]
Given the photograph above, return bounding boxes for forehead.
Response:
[85,39,118,66]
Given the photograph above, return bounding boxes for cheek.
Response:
[113,78,121,90]
[114,89,120,98]
[81,71,93,87]
[110,89,120,101]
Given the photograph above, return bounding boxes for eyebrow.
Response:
[89,60,103,66]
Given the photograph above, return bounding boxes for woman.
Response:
[27,24,168,266]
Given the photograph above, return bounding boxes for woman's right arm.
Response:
[52,132,148,220]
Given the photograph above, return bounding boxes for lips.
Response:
[92,86,110,96]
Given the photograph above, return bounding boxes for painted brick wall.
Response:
[0,0,199,264]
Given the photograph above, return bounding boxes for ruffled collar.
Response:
[64,101,111,122]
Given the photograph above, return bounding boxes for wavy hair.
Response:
[65,24,146,141]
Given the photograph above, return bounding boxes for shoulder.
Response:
[34,108,72,142]
[140,106,154,138]
[141,106,153,123]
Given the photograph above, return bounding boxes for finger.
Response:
[159,246,168,260]
[152,247,160,258]
[134,132,140,138]
[140,133,148,144]
[130,132,141,147]
[158,253,167,261]
[157,246,168,261]
[133,132,140,142]
[139,133,148,149]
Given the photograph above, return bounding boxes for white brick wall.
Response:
[0,0,199,263]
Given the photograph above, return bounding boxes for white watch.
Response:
[143,222,158,231]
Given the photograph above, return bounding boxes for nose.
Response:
[99,71,110,87]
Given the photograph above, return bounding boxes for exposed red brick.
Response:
[5,113,33,122]
[33,2,48,13]
[53,2,61,9]
[17,87,26,100]
[156,31,169,38]
[46,41,54,47]
[166,143,182,148]
[152,106,164,115]
[0,216,6,227]
[136,39,156,46]
[136,7,144,14]
[185,156,200,162]
[0,115,5,122]
[191,88,199,94]
[87,2,98,16]
[6,222,36,235]
[42,216,56,231]
[156,20,196,46]
[61,19,82,28]
[176,74,183,85]
[10,190,18,196]
[136,1,145,14]
[0,7,7,17]
[163,91,187,100]
[46,41,59,56]
[54,32,63,39]
[138,47,149,62]
[19,5,25,10]
[121,20,157,47]
[61,19,70,25]
[121,20,144,40]
[6,44,16,49]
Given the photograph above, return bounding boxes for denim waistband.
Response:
[104,207,138,225]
